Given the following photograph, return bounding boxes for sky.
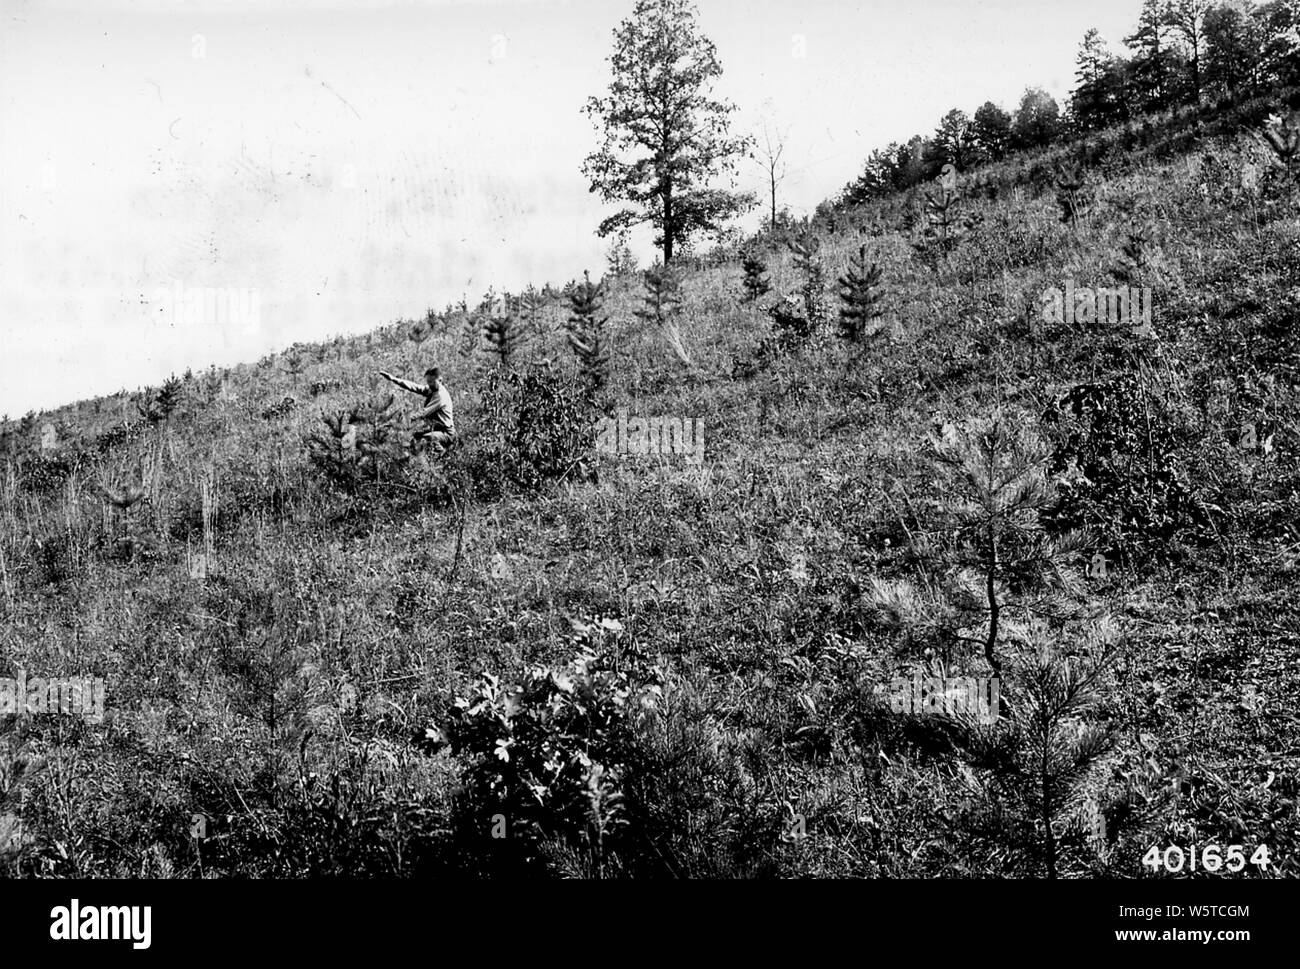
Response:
[0,0,1139,416]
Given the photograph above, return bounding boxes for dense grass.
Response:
[1,109,1299,878]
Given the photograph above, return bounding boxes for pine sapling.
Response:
[456,309,481,361]
[307,395,408,491]
[1113,224,1153,285]
[1055,161,1089,225]
[634,261,691,368]
[869,412,1092,679]
[352,393,406,477]
[203,368,224,403]
[157,376,183,420]
[924,186,960,247]
[836,245,885,345]
[483,309,530,371]
[912,173,976,267]
[786,230,829,332]
[1257,109,1300,180]
[945,615,1122,878]
[519,285,547,335]
[634,260,682,328]
[740,249,771,303]
[605,230,638,278]
[566,271,612,397]
[99,468,153,561]
[282,353,304,388]
[306,409,363,491]
[137,377,182,425]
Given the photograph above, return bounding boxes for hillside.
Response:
[2,108,1299,879]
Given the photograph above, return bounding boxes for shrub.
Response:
[771,293,820,352]
[418,617,664,874]
[452,366,597,499]
[1256,108,1300,179]
[1044,371,1203,565]
[260,396,296,420]
[1112,224,1154,285]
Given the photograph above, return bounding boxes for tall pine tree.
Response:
[1125,0,1174,112]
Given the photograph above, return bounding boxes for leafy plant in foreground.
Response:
[417,617,664,874]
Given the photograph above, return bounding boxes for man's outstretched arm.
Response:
[377,371,426,396]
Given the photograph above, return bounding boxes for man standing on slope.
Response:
[377,366,456,454]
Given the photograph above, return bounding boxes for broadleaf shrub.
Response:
[452,366,597,500]
[1044,371,1204,564]
[420,617,664,873]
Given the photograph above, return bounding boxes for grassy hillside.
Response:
[2,106,1299,878]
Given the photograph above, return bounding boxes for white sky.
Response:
[0,0,1137,416]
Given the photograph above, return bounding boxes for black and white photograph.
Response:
[0,0,1296,951]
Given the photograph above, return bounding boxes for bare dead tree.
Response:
[754,121,789,232]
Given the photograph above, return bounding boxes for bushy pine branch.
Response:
[945,615,1123,878]
[869,411,1094,677]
